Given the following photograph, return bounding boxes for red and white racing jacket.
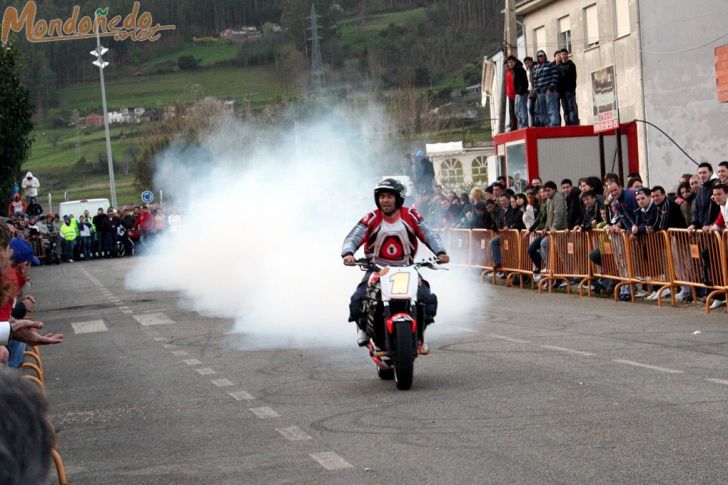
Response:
[341,207,447,266]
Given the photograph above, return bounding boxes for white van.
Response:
[59,198,111,219]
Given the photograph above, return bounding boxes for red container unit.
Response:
[492,123,639,192]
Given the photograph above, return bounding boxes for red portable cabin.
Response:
[492,123,639,192]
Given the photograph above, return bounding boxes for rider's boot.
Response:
[417,326,430,355]
[356,327,369,347]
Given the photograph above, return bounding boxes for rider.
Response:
[342,178,449,348]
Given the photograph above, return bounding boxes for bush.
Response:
[177,55,200,71]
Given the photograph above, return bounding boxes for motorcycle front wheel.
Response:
[394,322,415,390]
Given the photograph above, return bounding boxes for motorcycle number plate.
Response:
[390,272,410,295]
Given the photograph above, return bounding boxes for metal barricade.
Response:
[505,230,537,288]
[499,229,522,287]
[588,229,634,301]
[668,229,726,313]
[29,236,46,263]
[628,231,673,306]
[541,230,592,295]
[447,229,471,267]
[470,229,497,283]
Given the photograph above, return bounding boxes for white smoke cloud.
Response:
[125,105,486,349]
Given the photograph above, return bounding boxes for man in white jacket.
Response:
[21,172,40,201]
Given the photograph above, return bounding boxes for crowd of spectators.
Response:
[3,203,175,264]
[414,161,728,309]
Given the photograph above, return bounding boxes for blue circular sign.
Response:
[141,191,154,203]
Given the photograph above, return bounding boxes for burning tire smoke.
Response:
[126,106,485,348]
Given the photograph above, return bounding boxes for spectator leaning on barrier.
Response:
[606,180,638,232]
[2,238,41,367]
[677,183,695,227]
[652,185,687,230]
[527,181,567,280]
[689,162,719,232]
[515,193,534,228]
[704,183,728,308]
[630,188,657,237]
[717,161,728,185]
[589,180,638,295]
[573,190,603,231]
[466,202,489,229]
[709,183,728,232]
[561,178,582,229]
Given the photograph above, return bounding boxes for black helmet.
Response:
[374,178,406,209]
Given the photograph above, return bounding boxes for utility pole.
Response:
[91,12,117,209]
[499,0,518,133]
[308,4,325,93]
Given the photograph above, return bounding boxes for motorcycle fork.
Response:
[382,302,393,352]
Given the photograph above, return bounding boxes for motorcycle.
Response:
[354,258,445,390]
[113,225,136,258]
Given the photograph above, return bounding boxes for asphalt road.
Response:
[28,258,728,484]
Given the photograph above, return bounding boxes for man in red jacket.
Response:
[342,178,449,347]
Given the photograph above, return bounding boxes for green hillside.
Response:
[57,66,288,114]
[338,7,427,53]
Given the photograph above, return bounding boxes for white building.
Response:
[426,141,496,190]
[486,0,728,187]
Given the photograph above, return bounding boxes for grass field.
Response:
[24,125,146,207]
[150,41,239,68]
[58,66,288,114]
[338,7,427,53]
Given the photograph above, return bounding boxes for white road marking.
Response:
[133,313,176,326]
[71,320,108,334]
[249,407,279,419]
[309,452,354,470]
[540,345,595,356]
[705,378,728,385]
[153,337,167,342]
[276,426,312,441]
[183,359,202,366]
[489,334,530,344]
[228,391,255,401]
[613,359,683,374]
[162,344,176,349]
[171,350,189,357]
[211,378,234,387]
[121,309,133,314]
[196,368,216,375]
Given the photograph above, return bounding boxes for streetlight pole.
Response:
[91,15,117,209]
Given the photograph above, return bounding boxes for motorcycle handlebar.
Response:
[354,257,448,271]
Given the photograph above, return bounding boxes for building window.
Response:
[440,159,464,188]
[471,156,488,185]
[534,26,546,55]
[558,16,572,53]
[584,4,599,48]
[614,0,630,37]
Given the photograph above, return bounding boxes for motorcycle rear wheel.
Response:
[394,322,415,390]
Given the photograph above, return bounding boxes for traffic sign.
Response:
[141,191,154,203]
